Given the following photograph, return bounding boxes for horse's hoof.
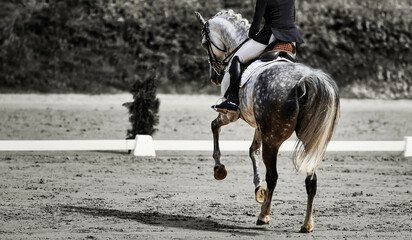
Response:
[214,164,227,180]
[256,215,270,226]
[256,218,269,226]
[299,225,313,233]
[255,186,266,203]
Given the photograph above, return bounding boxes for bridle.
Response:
[202,21,248,85]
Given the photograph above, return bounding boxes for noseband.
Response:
[202,21,247,85]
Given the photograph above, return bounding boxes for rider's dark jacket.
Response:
[249,0,304,44]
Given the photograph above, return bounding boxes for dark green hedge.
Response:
[0,0,218,93]
[123,66,159,137]
[297,2,412,98]
[1,0,411,98]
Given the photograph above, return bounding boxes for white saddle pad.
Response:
[240,57,294,88]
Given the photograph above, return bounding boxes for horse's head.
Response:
[195,11,250,86]
[195,11,228,86]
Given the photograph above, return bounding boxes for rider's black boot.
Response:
[212,56,242,113]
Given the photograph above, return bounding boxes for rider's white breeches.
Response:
[234,35,276,63]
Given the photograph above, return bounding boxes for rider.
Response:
[212,0,304,113]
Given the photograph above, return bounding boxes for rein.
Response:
[202,21,248,84]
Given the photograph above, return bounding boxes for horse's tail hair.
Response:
[293,70,340,174]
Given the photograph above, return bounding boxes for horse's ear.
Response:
[195,11,205,27]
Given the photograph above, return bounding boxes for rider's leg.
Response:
[236,35,276,63]
[212,37,275,113]
[224,55,242,105]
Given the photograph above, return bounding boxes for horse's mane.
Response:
[213,9,250,34]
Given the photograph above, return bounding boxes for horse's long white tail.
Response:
[293,71,340,174]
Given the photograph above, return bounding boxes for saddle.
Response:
[239,41,297,88]
[259,41,297,63]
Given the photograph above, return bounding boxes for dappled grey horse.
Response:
[195,10,340,232]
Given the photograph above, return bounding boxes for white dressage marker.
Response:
[134,135,156,157]
[405,137,412,157]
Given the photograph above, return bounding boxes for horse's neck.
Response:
[218,21,248,53]
[225,33,247,53]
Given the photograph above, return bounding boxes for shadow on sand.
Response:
[61,205,268,236]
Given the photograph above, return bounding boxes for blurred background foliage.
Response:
[0,0,411,98]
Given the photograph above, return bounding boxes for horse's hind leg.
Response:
[300,173,317,233]
[249,129,265,203]
[256,141,280,225]
[211,113,239,180]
